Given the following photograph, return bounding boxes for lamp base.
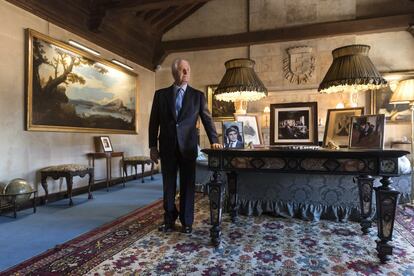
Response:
[234,100,247,114]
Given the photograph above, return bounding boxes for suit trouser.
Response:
[161,151,196,226]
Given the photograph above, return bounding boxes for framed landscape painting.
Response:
[270,102,318,145]
[26,29,138,134]
[207,85,235,121]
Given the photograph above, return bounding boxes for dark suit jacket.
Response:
[149,85,218,160]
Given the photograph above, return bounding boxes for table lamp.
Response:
[390,78,414,205]
[215,58,267,114]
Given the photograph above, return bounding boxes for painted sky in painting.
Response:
[37,39,136,110]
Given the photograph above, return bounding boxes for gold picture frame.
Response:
[206,85,235,121]
[371,70,414,124]
[26,29,138,134]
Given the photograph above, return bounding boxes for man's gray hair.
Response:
[171,58,188,75]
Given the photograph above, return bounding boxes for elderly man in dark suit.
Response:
[149,58,222,233]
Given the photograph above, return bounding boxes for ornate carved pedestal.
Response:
[356,175,375,234]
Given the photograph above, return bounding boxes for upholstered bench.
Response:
[123,156,154,183]
[40,164,94,206]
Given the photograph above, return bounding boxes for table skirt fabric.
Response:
[195,159,411,222]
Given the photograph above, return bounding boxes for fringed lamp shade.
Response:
[215,58,267,102]
[318,44,387,94]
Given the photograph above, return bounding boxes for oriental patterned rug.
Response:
[3,197,414,276]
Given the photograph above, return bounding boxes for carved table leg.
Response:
[88,170,94,199]
[208,171,225,247]
[227,171,238,223]
[150,162,154,180]
[33,191,37,213]
[141,162,145,183]
[123,162,128,179]
[12,196,17,218]
[356,175,374,234]
[65,176,74,206]
[40,175,49,204]
[133,164,137,180]
[375,176,400,263]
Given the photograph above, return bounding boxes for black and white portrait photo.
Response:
[222,121,244,149]
[270,102,318,145]
[278,110,309,140]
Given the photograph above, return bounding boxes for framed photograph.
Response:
[222,121,244,149]
[323,107,364,148]
[349,115,385,149]
[26,29,138,134]
[371,70,414,124]
[100,136,113,152]
[270,102,318,145]
[207,85,235,121]
[235,114,263,145]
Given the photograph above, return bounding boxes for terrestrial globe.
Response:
[1,178,33,204]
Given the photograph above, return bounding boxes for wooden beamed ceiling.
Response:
[5,0,414,71]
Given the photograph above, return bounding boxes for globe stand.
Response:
[0,190,37,218]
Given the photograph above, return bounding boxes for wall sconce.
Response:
[68,39,100,56]
[215,58,267,114]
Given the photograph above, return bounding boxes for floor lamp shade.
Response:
[215,58,267,102]
[390,79,414,104]
[318,45,387,94]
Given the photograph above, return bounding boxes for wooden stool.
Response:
[40,164,94,206]
[123,156,154,183]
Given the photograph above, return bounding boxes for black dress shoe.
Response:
[181,225,192,234]
[158,223,175,233]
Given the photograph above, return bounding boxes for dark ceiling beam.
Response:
[143,9,162,22]
[161,14,414,54]
[408,25,414,37]
[106,0,210,13]
[150,6,177,26]
[157,3,205,33]
[87,0,108,32]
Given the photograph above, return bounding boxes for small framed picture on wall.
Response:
[323,107,364,148]
[349,114,385,149]
[270,102,318,145]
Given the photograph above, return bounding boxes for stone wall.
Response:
[157,0,414,149]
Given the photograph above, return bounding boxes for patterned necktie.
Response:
[175,88,184,116]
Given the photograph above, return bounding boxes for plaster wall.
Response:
[0,1,156,195]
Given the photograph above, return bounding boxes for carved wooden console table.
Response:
[202,147,409,264]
